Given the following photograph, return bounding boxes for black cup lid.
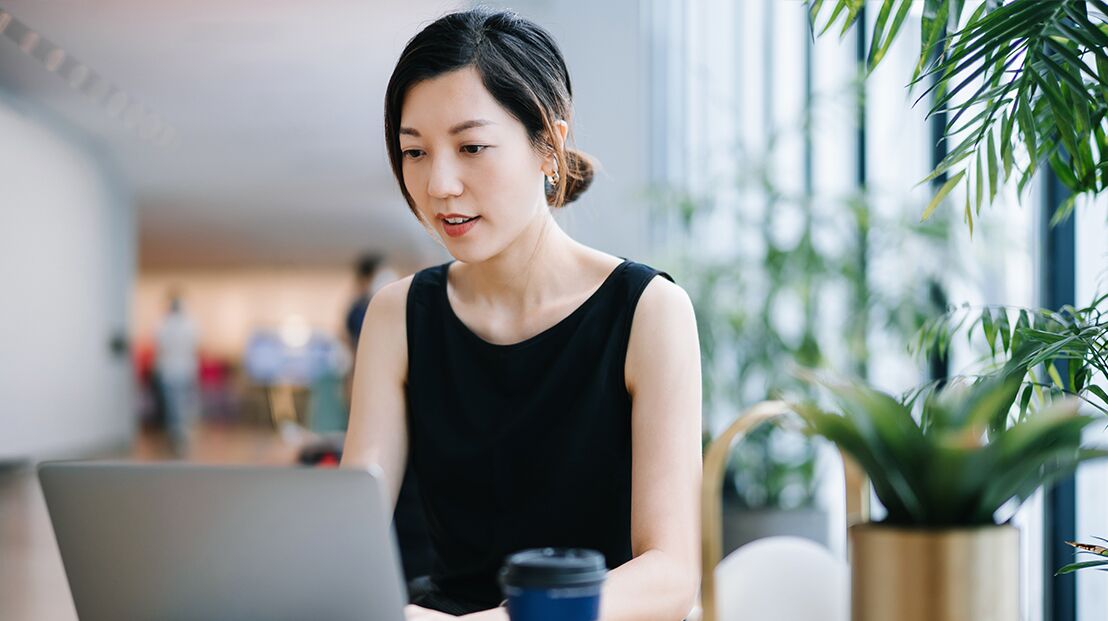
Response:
[499,548,607,588]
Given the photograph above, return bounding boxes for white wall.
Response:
[0,95,136,461]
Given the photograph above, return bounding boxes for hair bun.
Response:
[552,148,595,207]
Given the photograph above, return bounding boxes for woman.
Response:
[342,8,702,620]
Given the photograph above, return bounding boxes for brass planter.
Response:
[850,523,1020,621]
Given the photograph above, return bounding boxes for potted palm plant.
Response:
[794,357,1108,621]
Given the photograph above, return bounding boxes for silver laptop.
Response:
[38,462,408,621]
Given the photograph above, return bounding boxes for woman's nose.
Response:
[426,156,464,199]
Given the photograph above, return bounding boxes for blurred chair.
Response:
[697,401,865,621]
[713,536,847,621]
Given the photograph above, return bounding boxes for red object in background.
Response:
[135,339,224,385]
[297,442,344,468]
[133,340,156,381]
[198,353,227,388]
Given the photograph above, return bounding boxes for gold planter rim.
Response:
[850,521,1019,535]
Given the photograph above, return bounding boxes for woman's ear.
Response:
[553,119,568,147]
[543,120,570,174]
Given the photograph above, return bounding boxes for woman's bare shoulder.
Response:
[625,274,698,392]
[366,274,415,321]
[634,275,695,332]
[355,275,416,381]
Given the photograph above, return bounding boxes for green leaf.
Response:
[807,0,826,27]
[973,405,1096,520]
[964,179,974,237]
[796,403,917,522]
[1061,2,1108,51]
[960,366,1024,441]
[1012,309,1031,353]
[1073,366,1087,394]
[1050,194,1079,225]
[839,1,865,39]
[1049,153,1080,190]
[1031,67,1080,158]
[1038,45,1094,106]
[983,307,998,357]
[1017,90,1038,162]
[868,0,898,71]
[999,308,1012,353]
[1057,559,1108,576]
[975,149,984,216]
[869,0,914,71]
[939,1,1053,71]
[918,143,976,186]
[1001,109,1015,179]
[929,47,1020,122]
[947,100,1014,138]
[914,0,950,82]
[1019,384,1033,419]
[1088,385,1108,409]
[987,129,999,204]
[1048,362,1065,390]
[922,170,966,221]
[1042,36,1106,88]
[1093,43,1108,97]
[816,0,850,37]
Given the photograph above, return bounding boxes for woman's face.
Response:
[399,66,552,263]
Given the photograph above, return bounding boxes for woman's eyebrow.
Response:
[399,119,497,138]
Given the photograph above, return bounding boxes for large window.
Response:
[666,2,1056,618]
[1075,193,1108,621]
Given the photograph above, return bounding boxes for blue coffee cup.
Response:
[499,548,606,621]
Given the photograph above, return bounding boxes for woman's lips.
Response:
[442,216,481,238]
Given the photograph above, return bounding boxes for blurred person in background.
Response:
[343,8,702,620]
[346,252,398,351]
[155,290,200,456]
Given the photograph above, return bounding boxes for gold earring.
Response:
[548,154,560,186]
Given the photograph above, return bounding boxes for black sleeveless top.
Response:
[404,259,672,609]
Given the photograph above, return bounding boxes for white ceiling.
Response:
[0,0,463,268]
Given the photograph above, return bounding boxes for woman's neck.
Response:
[455,211,586,312]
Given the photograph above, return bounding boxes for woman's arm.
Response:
[341,276,413,511]
[603,276,702,621]
[461,277,703,621]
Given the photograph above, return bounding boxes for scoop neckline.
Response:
[441,259,631,350]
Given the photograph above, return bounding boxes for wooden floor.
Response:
[0,423,302,621]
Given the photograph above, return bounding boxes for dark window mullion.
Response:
[1043,166,1076,621]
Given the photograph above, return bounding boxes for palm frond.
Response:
[809,0,1108,227]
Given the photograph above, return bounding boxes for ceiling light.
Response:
[66,63,89,88]
[0,6,177,147]
[44,48,64,71]
[18,30,38,53]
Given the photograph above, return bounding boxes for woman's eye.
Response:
[461,145,488,155]
[402,149,424,159]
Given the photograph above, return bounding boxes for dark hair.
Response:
[384,7,595,215]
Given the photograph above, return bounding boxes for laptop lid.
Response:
[38,462,407,621]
